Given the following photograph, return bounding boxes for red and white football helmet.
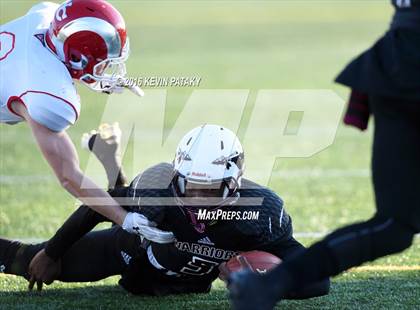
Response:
[45,0,141,95]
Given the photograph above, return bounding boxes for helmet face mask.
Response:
[173,174,240,212]
[172,125,244,212]
[79,40,129,92]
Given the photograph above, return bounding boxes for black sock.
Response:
[277,241,336,291]
[269,216,415,298]
[265,241,331,300]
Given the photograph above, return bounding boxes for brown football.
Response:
[219,250,282,281]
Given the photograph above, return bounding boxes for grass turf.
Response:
[0,1,419,309]
[0,241,419,310]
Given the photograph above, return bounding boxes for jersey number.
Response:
[180,256,219,276]
[55,0,73,21]
[0,32,15,61]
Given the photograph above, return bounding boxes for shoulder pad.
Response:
[24,91,79,132]
[131,163,174,190]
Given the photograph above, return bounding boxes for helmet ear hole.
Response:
[69,53,88,70]
[70,53,80,62]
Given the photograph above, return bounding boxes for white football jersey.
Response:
[0,2,80,131]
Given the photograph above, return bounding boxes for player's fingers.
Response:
[237,255,253,272]
[28,276,35,291]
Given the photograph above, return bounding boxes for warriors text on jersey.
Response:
[0,3,80,131]
[40,162,318,296]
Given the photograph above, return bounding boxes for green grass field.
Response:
[0,1,419,309]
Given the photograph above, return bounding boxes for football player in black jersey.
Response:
[229,1,420,309]
[0,124,330,299]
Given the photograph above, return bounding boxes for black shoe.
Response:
[228,270,280,310]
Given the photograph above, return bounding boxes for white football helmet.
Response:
[172,124,245,208]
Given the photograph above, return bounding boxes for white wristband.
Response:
[122,212,175,244]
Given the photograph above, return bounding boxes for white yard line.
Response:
[294,232,326,238]
[271,169,370,178]
[350,265,420,272]
[294,232,420,239]
[0,175,54,184]
[15,233,418,244]
[1,265,418,279]
[0,169,371,184]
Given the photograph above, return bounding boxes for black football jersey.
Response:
[126,163,296,283]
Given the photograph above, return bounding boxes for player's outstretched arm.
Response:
[12,104,174,287]
[21,109,127,226]
[44,205,108,261]
[27,204,108,288]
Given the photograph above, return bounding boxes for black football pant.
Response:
[0,230,212,296]
[270,95,419,294]
[0,226,139,282]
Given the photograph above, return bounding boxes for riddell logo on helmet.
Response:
[192,172,206,177]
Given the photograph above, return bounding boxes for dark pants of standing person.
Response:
[269,95,419,292]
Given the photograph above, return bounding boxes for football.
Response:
[219,251,282,281]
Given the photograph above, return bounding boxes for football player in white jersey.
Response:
[0,0,168,288]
